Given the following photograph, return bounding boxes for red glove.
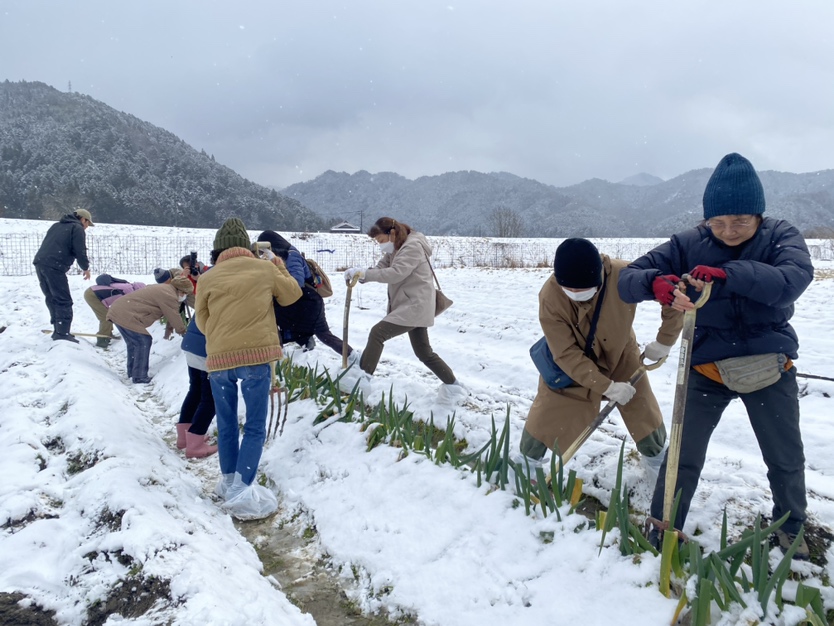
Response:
[690,265,727,282]
[652,274,681,306]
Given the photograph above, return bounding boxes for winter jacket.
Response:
[525,256,683,451]
[181,316,207,358]
[106,283,188,336]
[285,248,314,289]
[32,213,90,272]
[91,282,146,308]
[195,247,302,372]
[362,232,436,328]
[618,218,813,365]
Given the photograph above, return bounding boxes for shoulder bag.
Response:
[529,278,608,390]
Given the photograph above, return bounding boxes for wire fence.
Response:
[3,230,833,277]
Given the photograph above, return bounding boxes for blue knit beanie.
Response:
[702,153,766,220]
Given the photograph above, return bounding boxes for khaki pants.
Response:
[83,288,114,337]
[360,321,455,384]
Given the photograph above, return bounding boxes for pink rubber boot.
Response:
[176,423,189,450]
[185,432,218,459]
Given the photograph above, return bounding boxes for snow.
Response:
[1,219,833,625]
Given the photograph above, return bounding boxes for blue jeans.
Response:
[209,364,271,486]
[115,325,153,381]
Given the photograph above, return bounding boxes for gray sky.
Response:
[3,0,833,189]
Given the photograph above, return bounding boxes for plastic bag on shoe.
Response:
[436,381,469,405]
[222,483,278,520]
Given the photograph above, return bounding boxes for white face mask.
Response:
[563,286,597,302]
[178,293,188,303]
[379,241,395,254]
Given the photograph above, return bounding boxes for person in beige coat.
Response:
[345,217,463,397]
[106,276,193,384]
[196,217,301,520]
[520,238,683,482]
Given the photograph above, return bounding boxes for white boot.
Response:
[214,473,235,499]
[511,452,545,483]
[641,445,667,487]
[222,473,279,520]
[436,380,469,404]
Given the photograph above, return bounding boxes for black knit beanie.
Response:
[257,230,292,253]
[554,238,603,288]
[703,153,765,220]
[213,217,251,251]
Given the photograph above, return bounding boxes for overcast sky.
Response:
[2,1,833,189]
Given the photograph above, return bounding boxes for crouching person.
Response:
[83,274,146,348]
[196,217,301,520]
[106,276,192,383]
[520,239,683,484]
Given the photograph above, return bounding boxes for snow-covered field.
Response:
[1,219,833,625]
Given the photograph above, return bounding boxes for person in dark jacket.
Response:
[618,153,814,559]
[33,209,94,342]
[256,230,355,359]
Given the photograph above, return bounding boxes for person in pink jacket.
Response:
[83,274,146,348]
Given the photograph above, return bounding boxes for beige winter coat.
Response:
[106,283,188,336]
[363,231,436,328]
[195,248,301,372]
[525,256,683,454]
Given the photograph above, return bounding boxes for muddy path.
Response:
[236,511,417,626]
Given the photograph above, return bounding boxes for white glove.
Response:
[604,381,637,405]
[644,340,672,361]
[260,249,276,261]
[344,268,364,283]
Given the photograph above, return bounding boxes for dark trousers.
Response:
[178,366,215,436]
[360,321,455,384]
[116,325,153,381]
[314,313,351,356]
[651,368,806,534]
[35,265,73,332]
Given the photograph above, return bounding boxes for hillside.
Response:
[0,80,325,231]
[284,167,834,237]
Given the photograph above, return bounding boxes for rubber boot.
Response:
[176,423,189,450]
[52,321,79,343]
[96,337,111,349]
[185,432,218,459]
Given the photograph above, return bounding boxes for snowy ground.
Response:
[1,223,833,625]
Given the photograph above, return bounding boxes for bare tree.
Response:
[487,206,525,238]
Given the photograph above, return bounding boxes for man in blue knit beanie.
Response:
[619,153,814,560]
[702,152,766,220]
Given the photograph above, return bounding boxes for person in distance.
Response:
[33,208,95,342]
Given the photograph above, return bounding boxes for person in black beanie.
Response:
[619,153,814,559]
[256,230,356,360]
[520,238,683,488]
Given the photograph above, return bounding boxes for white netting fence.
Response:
[3,230,833,277]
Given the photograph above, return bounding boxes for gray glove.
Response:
[603,381,637,405]
[644,340,672,361]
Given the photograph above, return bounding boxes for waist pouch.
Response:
[714,353,787,393]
